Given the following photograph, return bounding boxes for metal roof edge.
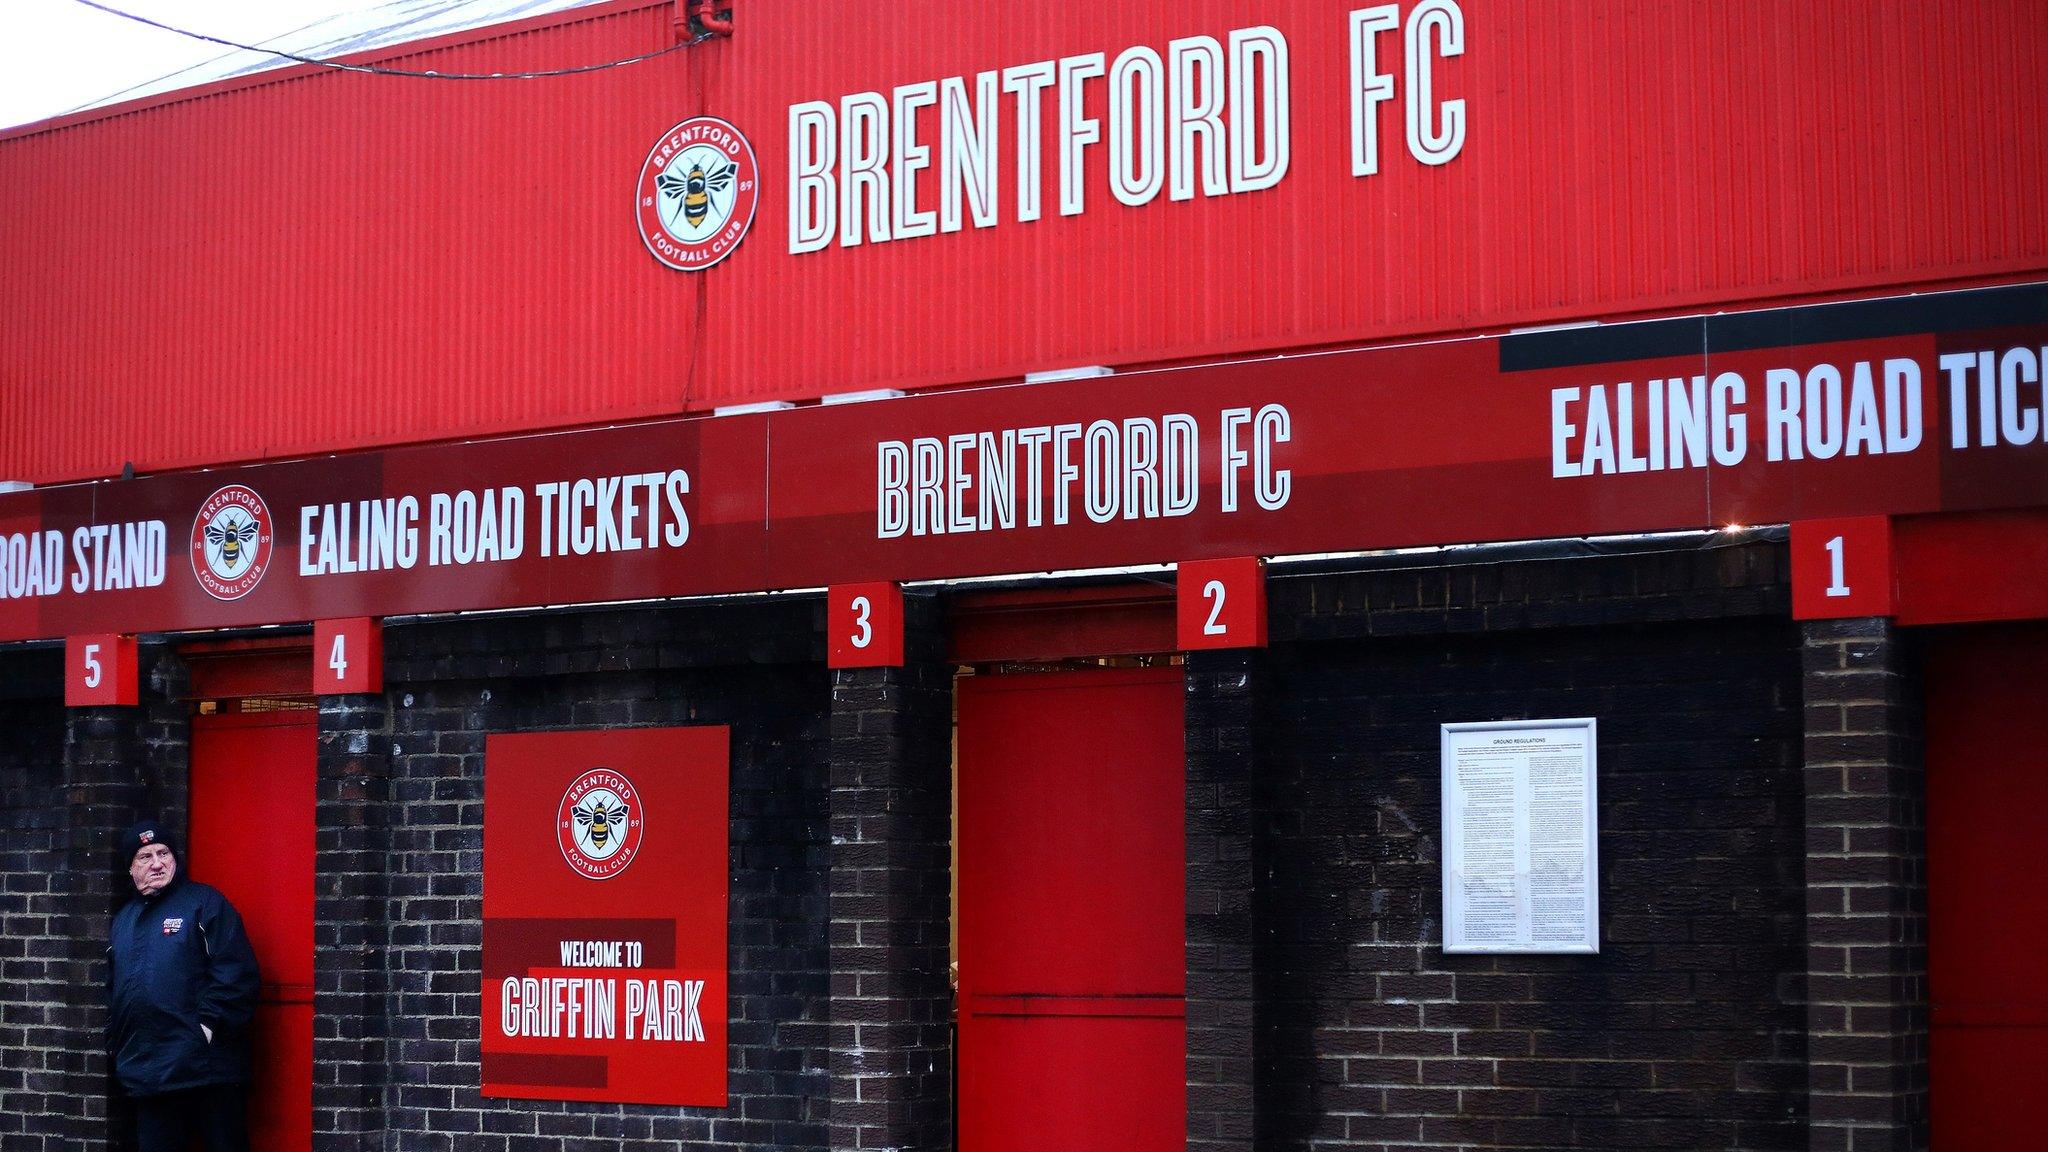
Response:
[0,0,654,144]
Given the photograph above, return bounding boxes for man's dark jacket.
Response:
[107,876,261,1096]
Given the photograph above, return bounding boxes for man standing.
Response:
[108,819,261,1152]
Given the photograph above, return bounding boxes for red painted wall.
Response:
[1926,623,2048,1148]
[2,0,2044,484]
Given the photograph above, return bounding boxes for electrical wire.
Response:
[69,0,710,80]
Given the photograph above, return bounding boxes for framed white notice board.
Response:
[1440,717,1599,954]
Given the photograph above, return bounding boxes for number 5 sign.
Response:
[1177,556,1268,650]
[313,617,384,694]
[828,582,905,668]
[66,633,139,706]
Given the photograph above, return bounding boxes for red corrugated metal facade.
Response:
[2,0,2043,485]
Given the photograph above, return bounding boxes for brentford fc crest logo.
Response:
[190,484,273,601]
[558,768,645,880]
[636,116,759,271]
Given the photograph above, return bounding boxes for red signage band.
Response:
[482,727,730,1106]
[0,285,2042,644]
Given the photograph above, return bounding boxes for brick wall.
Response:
[1801,619,1927,1152]
[365,600,833,1151]
[1185,648,1260,1152]
[0,537,1937,1152]
[1252,546,1809,1150]
[315,691,393,1151]
[0,646,188,1152]
[0,648,71,1151]
[826,596,952,1152]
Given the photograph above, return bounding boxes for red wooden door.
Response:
[956,666,1184,1152]
[1927,623,2048,1150]
[188,704,316,1152]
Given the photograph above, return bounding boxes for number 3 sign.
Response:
[1177,556,1268,650]
[829,582,905,668]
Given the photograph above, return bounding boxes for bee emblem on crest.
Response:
[572,796,631,853]
[657,158,735,230]
[204,512,261,574]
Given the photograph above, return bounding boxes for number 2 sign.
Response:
[1177,556,1268,650]
[313,617,383,694]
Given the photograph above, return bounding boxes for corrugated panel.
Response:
[53,0,609,120]
[2,0,2044,484]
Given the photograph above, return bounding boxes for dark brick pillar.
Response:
[313,693,390,1151]
[1803,618,1928,1152]
[1185,649,1259,1152]
[826,598,952,1152]
[57,646,188,1152]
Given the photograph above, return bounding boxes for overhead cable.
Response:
[69,0,703,81]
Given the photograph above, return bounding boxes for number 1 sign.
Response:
[1791,517,1894,620]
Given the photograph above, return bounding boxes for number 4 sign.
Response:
[1791,517,1895,620]
[1177,556,1268,650]
[313,617,383,694]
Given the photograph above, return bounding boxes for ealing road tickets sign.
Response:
[481,726,729,1105]
[0,283,2044,642]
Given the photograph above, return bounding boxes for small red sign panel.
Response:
[829,581,905,667]
[312,617,382,695]
[482,726,729,1105]
[1177,557,1267,650]
[1792,516,1895,619]
[65,633,138,706]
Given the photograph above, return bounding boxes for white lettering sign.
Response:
[789,6,1471,254]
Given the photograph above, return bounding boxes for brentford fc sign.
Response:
[1,285,2043,642]
[635,116,760,271]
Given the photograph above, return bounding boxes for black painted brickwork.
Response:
[1185,648,1260,1152]
[2,541,1846,1150]
[316,691,394,1151]
[0,646,188,1152]
[0,649,71,1151]
[825,595,953,1152]
[1253,548,1808,1150]
[365,600,832,1151]
[1801,619,1926,1152]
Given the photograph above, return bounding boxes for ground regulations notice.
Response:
[1440,718,1599,954]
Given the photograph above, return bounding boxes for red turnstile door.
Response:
[957,667,1184,1152]
[189,705,316,1152]
[1927,623,2048,1150]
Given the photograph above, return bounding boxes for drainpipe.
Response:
[688,0,733,38]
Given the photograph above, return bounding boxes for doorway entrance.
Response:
[188,696,315,1152]
[1926,622,2048,1149]
[955,665,1184,1151]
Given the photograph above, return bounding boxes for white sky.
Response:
[0,1,370,129]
